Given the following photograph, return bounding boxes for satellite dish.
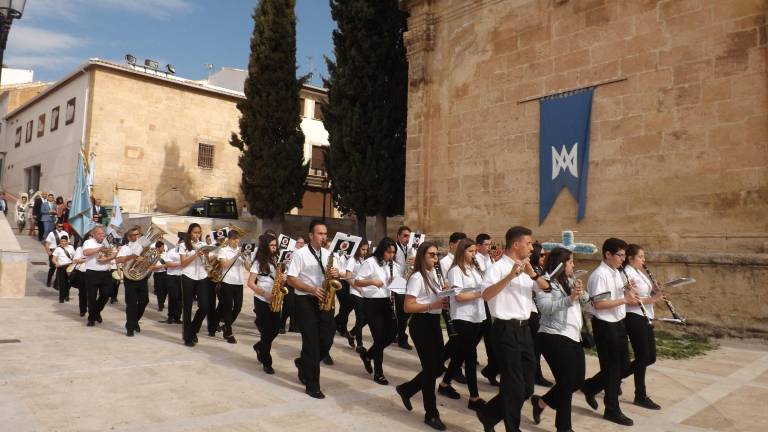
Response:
[166,64,176,74]
[125,54,136,65]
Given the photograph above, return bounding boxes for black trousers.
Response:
[207,280,219,334]
[111,278,120,301]
[350,294,367,347]
[215,282,243,337]
[181,276,210,343]
[166,275,182,321]
[364,297,396,375]
[37,219,44,241]
[153,272,167,310]
[480,318,535,432]
[124,277,149,330]
[56,267,70,302]
[254,297,281,367]
[85,270,111,323]
[539,332,585,431]
[444,319,484,397]
[582,318,630,415]
[529,311,547,380]
[334,281,354,333]
[482,302,498,377]
[280,287,297,331]
[47,254,57,286]
[623,313,657,398]
[294,294,335,392]
[400,313,444,419]
[70,270,87,314]
[394,292,411,344]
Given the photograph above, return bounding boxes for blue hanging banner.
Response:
[539,88,594,224]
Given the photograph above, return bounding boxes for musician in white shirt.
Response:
[151,241,167,312]
[346,241,369,352]
[353,237,399,385]
[82,225,118,326]
[393,225,414,350]
[159,239,184,324]
[116,227,148,337]
[51,235,75,303]
[581,238,639,427]
[247,234,281,374]
[70,241,88,316]
[286,220,340,399]
[215,231,245,344]
[177,223,212,347]
[620,244,663,411]
[475,233,499,386]
[44,222,69,288]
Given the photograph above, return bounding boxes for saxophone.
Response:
[319,253,342,312]
[269,262,288,312]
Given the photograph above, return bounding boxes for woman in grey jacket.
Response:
[530,247,590,432]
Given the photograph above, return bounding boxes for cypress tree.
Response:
[323,0,408,237]
[231,0,308,230]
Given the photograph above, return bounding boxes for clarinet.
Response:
[388,261,397,321]
[619,266,652,325]
[643,263,686,325]
[434,260,459,338]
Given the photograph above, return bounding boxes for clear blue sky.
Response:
[6,0,334,86]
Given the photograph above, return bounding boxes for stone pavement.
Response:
[2,232,768,432]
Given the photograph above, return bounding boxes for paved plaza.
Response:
[2,233,767,432]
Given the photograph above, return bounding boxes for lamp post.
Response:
[0,0,26,86]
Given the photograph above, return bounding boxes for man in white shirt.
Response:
[393,225,414,350]
[51,235,75,303]
[438,232,466,272]
[475,233,499,386]
[44,222,69,288]
[477,226,551,432]
[116,227,149,337]
[286,220,340,399]
[438,232,467,381]
[82,225,118,326]
[581,238,638,427]
[160,238,184,324]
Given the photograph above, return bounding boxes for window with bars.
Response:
[198,143,214,169]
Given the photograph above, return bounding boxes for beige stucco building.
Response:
[0,59,336,218]
[401,0,768,335]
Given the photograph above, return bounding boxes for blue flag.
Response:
[69,150,96,237]
[539,88,594,223]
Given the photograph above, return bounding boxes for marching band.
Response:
[50,219,687,432]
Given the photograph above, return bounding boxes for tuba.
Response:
[269,262,289,312]
[319,253,342,312]
[124,224,169,281]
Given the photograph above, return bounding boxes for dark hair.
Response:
[602,237,628,259]
[543,247,572,293]
[155,240,164,248]
[60,235,69,241]
[505,226,532,248]
[623,244,643,267]
[264,229,277,237]
[354,238,369,260]
[449,232,467,244]
[56,196,63,204]
[373,237,397,265]
[308,220,326,233]
[451,238,475,274]
[397,225,411,235]
[296,235,306,242]
[255,234,277,274]
[530,241,544,271]
[413,241,439,293]
[227,230,241,240]
[184,223,201,251]
[476,233,491,245]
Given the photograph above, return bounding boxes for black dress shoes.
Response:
[453,370,467,384]
[467,398,487,412]
[424,416,446,431]
[80,312,86,317]
[604,411,634,426]
[86,321,95,327]
[96,315,103,323]
[476,408,496,432]
[481,367,499,386]
[173,318,182,324]
[305,388,325,399]
[134,324,141,333]
[398,341,413,350]
[184,340,196,347]
[531,395,544,424]
[395,384,413,411]
[583,389,598,410]
[263,365,275,375]
[192,334,198,343]
[536,376,554,387]
[226,336,237,344]
[360,350,373,374]
[346,333,356,348]
[323,354,334,365]
[373,374,388,385]
[634,395,661,410]
[126,329,134,337]
[295,358,307,385]
[438,384,461,400]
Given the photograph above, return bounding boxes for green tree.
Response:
[323,0,408,238]
[231,0,308,231]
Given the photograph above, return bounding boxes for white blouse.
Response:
[355,257,396,299]
[405,271,441,315]
[623,265,655,319]
[447,265,486,323]
[250,261,276,303]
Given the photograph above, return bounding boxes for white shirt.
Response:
[218,245,244,285]
[53,245,76,266]
[117,241,143,267]
[476,253,494,274]
[623,265,655,319]
[153,248,167,273]
[355,257,398,299]
[439,253,454,274]
[346,257,364,298]
[395,242,410,278]
[164,249,183,276]
[587,261,626,323]
[179,241,209,280]
[45,229,69,250]
[250,261,276,303]
[447,265,486,323]
[83,238,111,271]
[286,245,331,296]
[481,254,536,321]
[405,271,441,314]
[73,247,86,272]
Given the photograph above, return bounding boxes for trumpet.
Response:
[619,266,652,325]
[643,264,686,325]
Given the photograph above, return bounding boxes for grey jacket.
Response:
[535,280,589,333]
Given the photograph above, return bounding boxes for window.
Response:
[51,106,60,131]
[65,98,76,125]
[311,145,326,175]
[25,121,33,143]
[37,113,46,138]
[198,143,214,169]
[299,98,306,117]
[313,101,324,121]
[14,126,21,147]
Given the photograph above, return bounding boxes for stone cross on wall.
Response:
[541,230,598,255]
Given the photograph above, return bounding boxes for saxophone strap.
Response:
[307,245,326,273]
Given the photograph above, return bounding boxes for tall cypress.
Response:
[231,0,308,229]
[323,0,408,237]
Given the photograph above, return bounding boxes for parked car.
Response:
[180,197,238,219]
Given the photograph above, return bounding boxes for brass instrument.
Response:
[269,261,289,312]
[98,235,116,260]
[403,245,417,280]
[319,253,342,312]
[66,264,75,275]
[619,266,652,325]
[643,264,686,325]
[112,264,124,282]
[124,224,169,281]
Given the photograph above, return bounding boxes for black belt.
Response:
[497,317,528,327]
